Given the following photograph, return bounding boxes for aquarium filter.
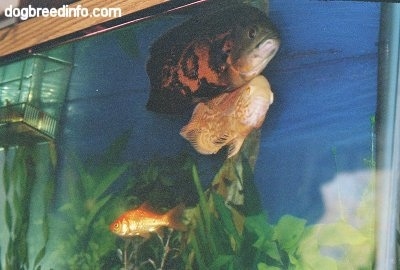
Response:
[0,53,72,146]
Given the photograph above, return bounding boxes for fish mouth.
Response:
[238,37,280,78]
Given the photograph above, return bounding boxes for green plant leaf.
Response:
[92,162,130,200]
[192,165,212,234]
[5,199,12,232]
[189,230,209,269]
[86,194,112,224]
[257,262,281,270]
[315,221,367,246]
[296,227,339,270]
[210,255,234,269]
[3,157,10,194]
[58,203,74,212]
[241,157,263,215]
[297,253,338,270]
[274,215,306,253]
[245,214,282,263]
[213,193,241,244]
[98,130,131,167]
[33,246,46,268]
[245,214,274,247]
[245,214,269,233]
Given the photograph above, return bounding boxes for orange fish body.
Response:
[146,4,279,114]
[109,203,186,238]
[180,75,273,158]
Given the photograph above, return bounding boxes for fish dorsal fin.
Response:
[136,202,154,212]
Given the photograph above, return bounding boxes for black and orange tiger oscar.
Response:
[146,4,280,114]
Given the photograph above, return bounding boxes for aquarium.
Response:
[0,0,398,269]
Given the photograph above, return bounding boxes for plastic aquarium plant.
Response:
[111,228,183,270]
[48,132,132,269]
[108,155,197,270]
[183,153,375,270]
[103,140,374,269]
[1,144,55,270]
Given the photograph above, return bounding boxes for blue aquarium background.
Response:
[0,0,381,269]
[60,0,379,220]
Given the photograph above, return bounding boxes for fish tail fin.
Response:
[165,203,187,232]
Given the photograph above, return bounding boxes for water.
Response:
[0,0,381,269]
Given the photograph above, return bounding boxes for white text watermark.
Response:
[4,4,122,21]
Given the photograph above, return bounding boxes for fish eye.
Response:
[248,28,257,39]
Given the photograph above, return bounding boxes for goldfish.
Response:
[109,202,186,238]
[180,75,273,158]
[146,4,279,114]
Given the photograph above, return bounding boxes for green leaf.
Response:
[189,231,209,269]
[58,203,74,212]
[264,241,282,263]
[86,194,112,224]
[192,165,212,232]
[257,262,281,270]
[274,215,306,252]
[298,253,338,270]
[189,169,216,265]
[33,246,46,268]
[3,157,10,194]
[245,214,274,247]
[245,214,281,262]
[245,213,270,235]
[241,157,263,215]
[5,199,13,232]
[296,227,339,270]
[315,221,367,246]
[99,130,131,167]
[92,162,130,200]
[213,193,241,243]
[210,255,234,269]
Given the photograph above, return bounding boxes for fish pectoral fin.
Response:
[213,133,231,146]
[227,138,245,158]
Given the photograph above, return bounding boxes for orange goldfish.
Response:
[109,203,186,238]
[180,75,273,158]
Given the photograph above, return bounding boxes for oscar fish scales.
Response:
[180,75,273,158]
[146,4,279,114]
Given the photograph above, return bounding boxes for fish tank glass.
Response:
[0,1,399,269]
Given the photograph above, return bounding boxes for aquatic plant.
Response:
[108,154,197,270]
[117,237,145,270]
[183,153,375,269]
[105,119,376,269]
[112,228,183,270]
[51,132,193,269]
[1,144,55,270]
[48,132,132,269]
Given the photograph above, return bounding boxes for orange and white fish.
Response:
[180,75,273,158]
[109,202,186,238]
